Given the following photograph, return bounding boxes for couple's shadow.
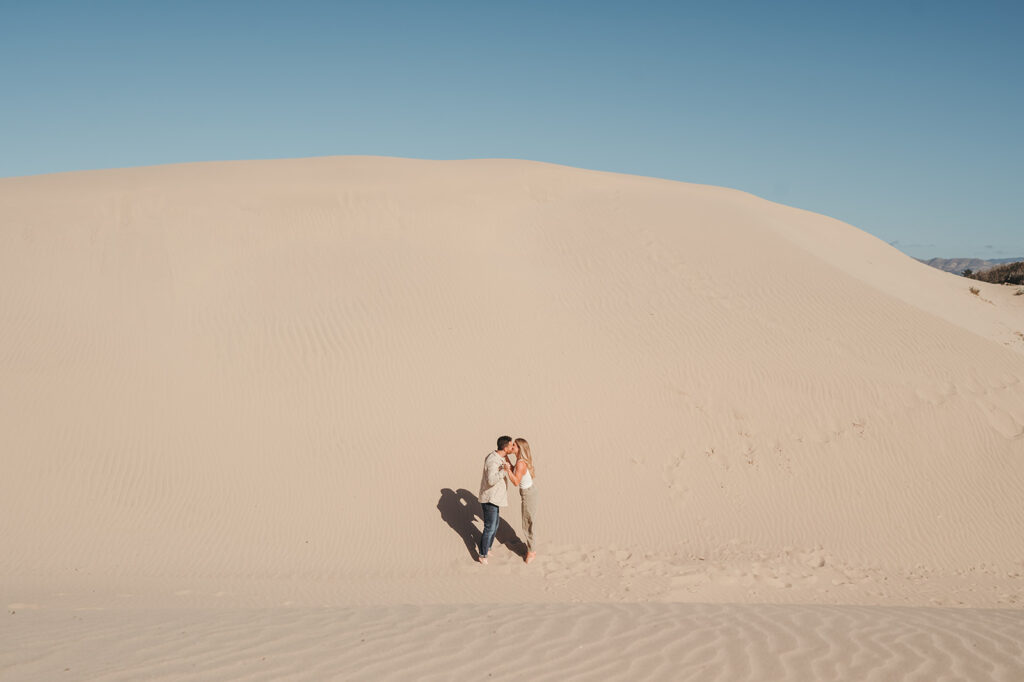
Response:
[437,488,523,560]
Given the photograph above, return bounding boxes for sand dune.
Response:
[1,157,1023,678]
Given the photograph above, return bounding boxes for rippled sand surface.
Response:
[2,157,1022,679]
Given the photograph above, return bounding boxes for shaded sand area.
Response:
[2,157,1023,679]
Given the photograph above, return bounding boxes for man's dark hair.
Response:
[496,435,512,451]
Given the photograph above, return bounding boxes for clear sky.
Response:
[2,1,1021,258]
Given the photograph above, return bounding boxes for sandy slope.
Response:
[1,157,1023,679]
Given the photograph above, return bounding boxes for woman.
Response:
[505,437,537,563]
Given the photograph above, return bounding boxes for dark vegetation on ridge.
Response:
[919,257,1024,275]
[961,261,1024,285]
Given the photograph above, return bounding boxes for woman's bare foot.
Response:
[525,552,536,564]
[479,556,489,565]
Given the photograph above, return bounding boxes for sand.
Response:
[1,157,1022,679]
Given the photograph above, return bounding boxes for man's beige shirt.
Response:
[479,450,509,506]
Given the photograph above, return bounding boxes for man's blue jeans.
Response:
[479,502,499,557]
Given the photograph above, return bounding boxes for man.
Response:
[478,435,514,564]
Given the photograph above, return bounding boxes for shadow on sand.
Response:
[437,488,523,560]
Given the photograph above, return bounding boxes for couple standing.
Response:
[478,435,537,565]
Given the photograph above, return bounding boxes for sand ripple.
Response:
[3,604,1022,681]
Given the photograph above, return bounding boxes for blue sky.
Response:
[2,1,1021,258]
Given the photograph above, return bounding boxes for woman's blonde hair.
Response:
[515,438,534,477]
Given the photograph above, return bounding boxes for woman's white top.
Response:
[520,468,533,490]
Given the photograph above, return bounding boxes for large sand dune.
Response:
[2,157,1022,679]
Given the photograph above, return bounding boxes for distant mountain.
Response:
[917,257,1024,275]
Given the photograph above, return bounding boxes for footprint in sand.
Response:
[976,398,1024,439]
